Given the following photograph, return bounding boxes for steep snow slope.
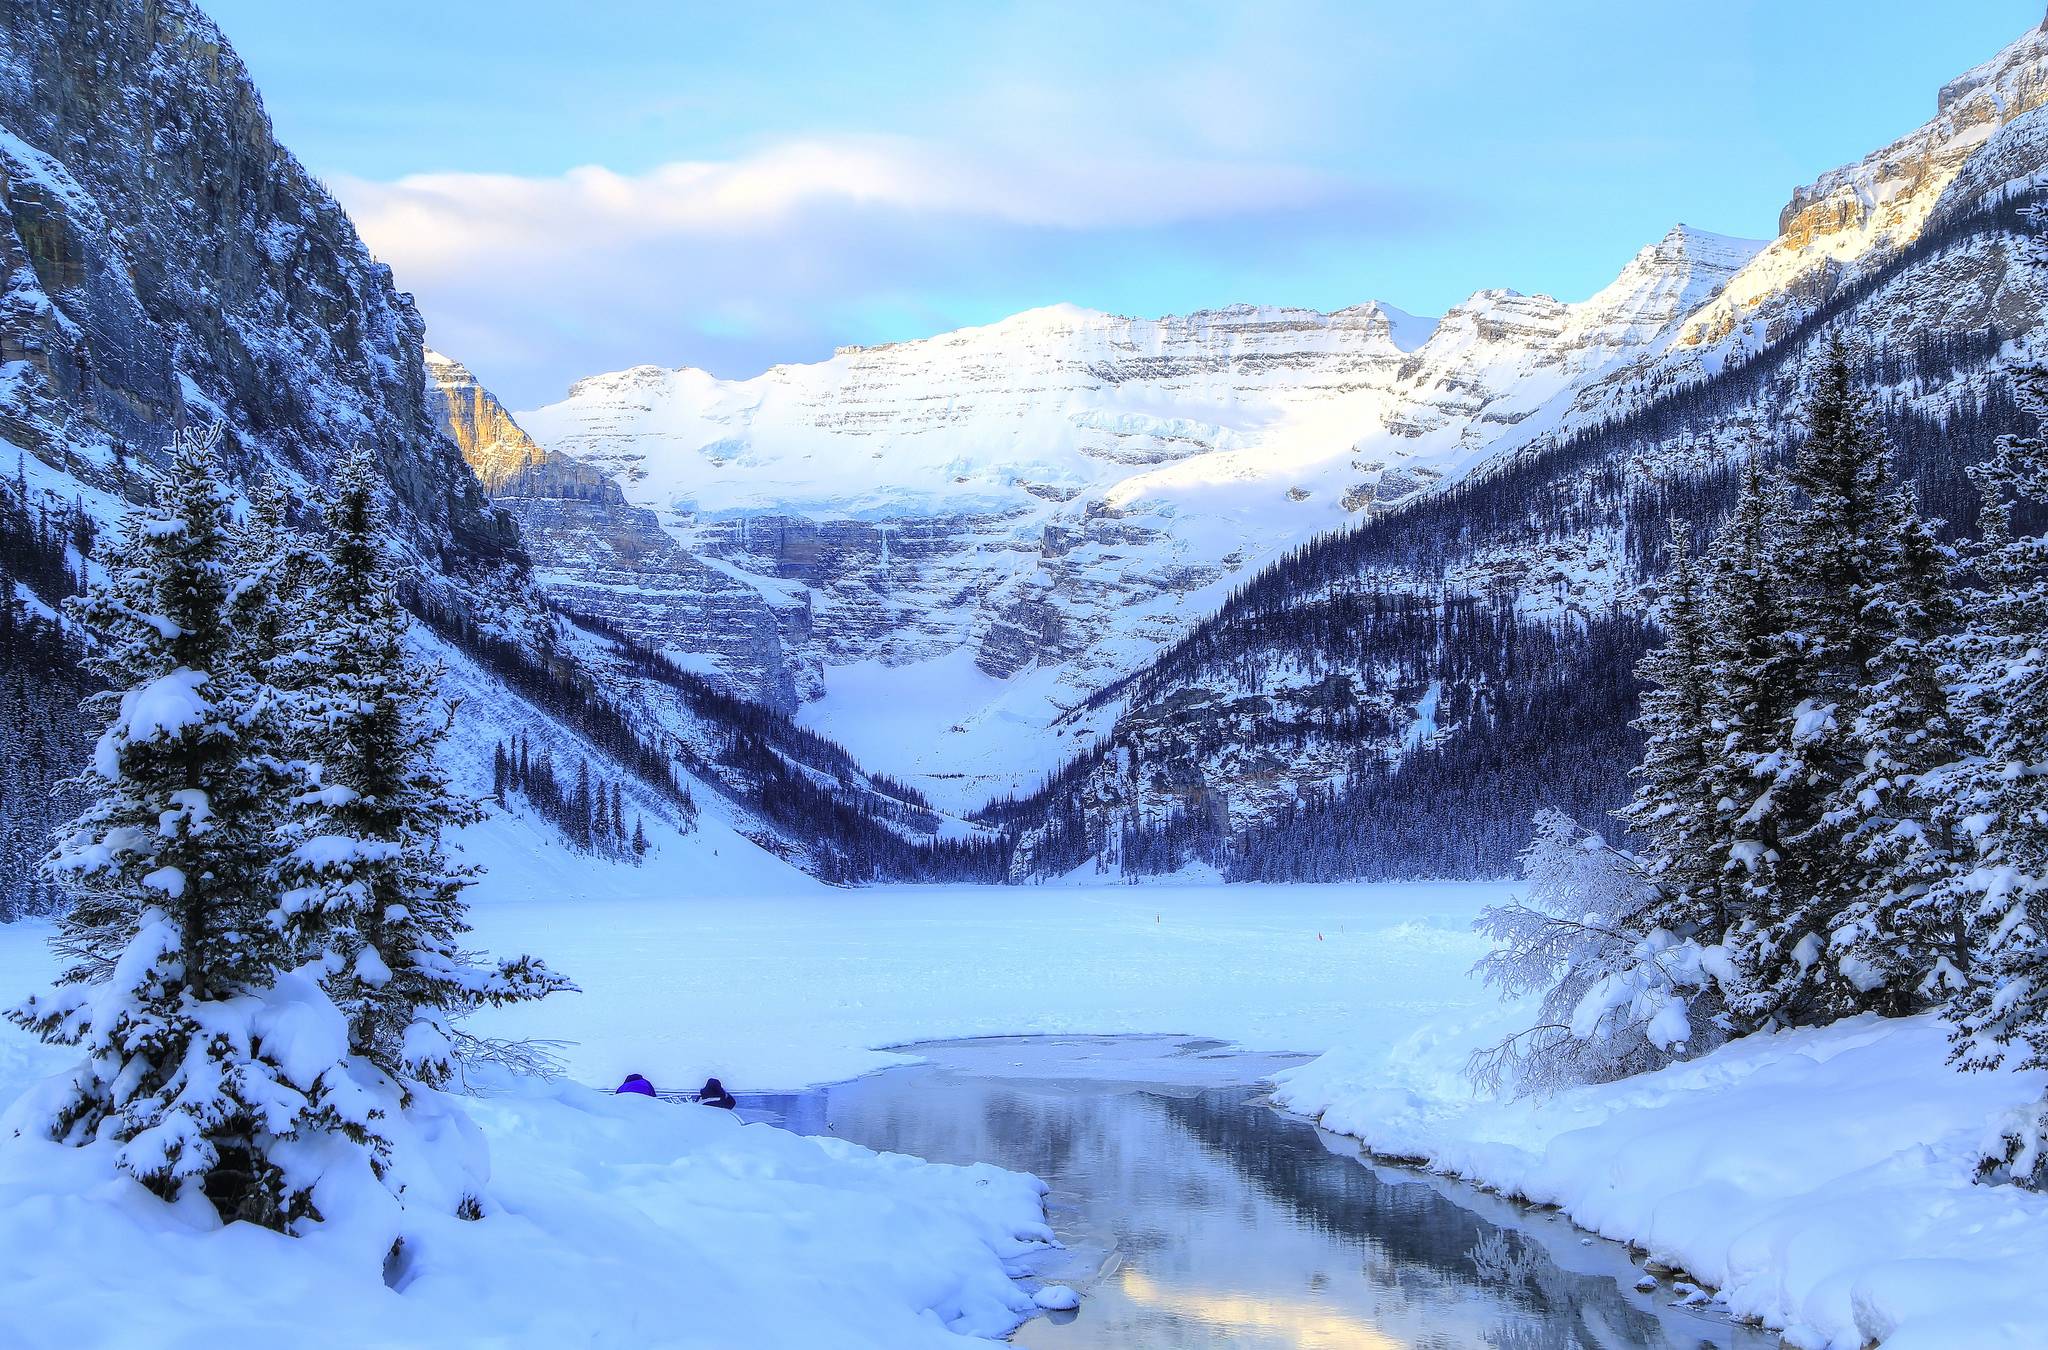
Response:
[520,229,1759,806]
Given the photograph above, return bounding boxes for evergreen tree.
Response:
[7,426,359,1229]
[1698,459,1802,1031]
[1826,495,1964,1012]
[1936,372,2048,1184]
[278,448,570,1091]
[572,761,594,851]
[1741,343,1962,1024]
[1620,520,1727,943]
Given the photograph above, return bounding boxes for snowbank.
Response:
[0,929,1052,1350]
[1274,1008,2048,1349]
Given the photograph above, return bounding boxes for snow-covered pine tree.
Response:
[8,426,362,1230]
[1935,369,2048,1186]
[278,448,569,1092]
[227,473,318,698]
[1698,458,1803,1031]
[1747,341,1962,1023]
[1825,487,1964,1014]
[1620,519,1729,946]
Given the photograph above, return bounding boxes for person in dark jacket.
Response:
[616,1073,657,1097]
[696,1077,737,1109]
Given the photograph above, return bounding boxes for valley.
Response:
[3,4,2048,1348]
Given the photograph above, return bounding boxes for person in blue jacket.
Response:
[615,1073,656,1097]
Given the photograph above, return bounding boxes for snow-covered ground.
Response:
[0,876,1504,1350]
[6,861,2045,1349]
[0,920,1055,1349]
[1276,1005,2048,1350]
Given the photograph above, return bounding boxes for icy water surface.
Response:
[742,1034,1771,1350]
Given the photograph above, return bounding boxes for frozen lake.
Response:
[460,881,1515,1091]
[744,1034,1773,1349]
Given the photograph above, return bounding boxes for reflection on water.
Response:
[742,1035,1769,1349]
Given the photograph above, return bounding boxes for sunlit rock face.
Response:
[1671,17,2048,356]
[516,231,1755,772]
[427,349,549,493]
[423,350,801,708]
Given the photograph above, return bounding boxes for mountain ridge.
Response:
[508,217,1764,807]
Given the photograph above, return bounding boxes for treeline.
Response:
[0,467,95,918]
[566,611,1008,885]
[494,733,659,860]
[980,593,1650,881]
[1473,352,2048,1189]
[409,594,701,824]
[1226,612,1651,882]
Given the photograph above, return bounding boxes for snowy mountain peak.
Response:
[1936,10,2048,115]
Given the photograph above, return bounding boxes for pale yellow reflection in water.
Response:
[1117,1268,1405,1349]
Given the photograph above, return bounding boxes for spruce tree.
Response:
[1698,459,1802,1031]
[278,448,570,1091]
[1826,495,1963,1013]
[1937,373,2048,1185]
[1620,520,1727,942]
[1751,343,1961,1023]
[8,427,357,1229]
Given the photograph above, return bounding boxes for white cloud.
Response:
[339,133,1351,250]
[334,135,1388,406]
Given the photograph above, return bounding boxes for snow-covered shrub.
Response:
[1467,810,1723,1097]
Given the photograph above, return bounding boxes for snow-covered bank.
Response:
[1274,1009,2048,1349]
[458,880,1509,1090]
[0,927,1051,1349]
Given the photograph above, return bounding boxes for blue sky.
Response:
[208,0,2044,408]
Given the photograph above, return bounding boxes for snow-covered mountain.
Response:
[983,14,2048,880]
[516,227,1761,806]
[496,13,2048,826]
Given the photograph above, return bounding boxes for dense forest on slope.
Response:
[983,191,2048,882]
[0,471,93,917]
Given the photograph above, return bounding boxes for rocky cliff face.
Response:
[1665,16,2048,358]
[518,229,1759,805]
[0,0,510,563]
[425,350,549,493]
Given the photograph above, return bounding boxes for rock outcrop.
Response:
[0,0,510,561]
